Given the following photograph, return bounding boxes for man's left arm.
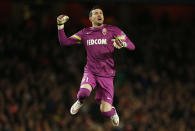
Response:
[113,27,135,50]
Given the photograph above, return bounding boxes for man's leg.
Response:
[70,71,96,115]
[96,77,119,126]
[70,84,92,115]
[100,100,119,126]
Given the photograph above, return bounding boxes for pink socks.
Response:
[101,108,115,117]
[77,88,91,103]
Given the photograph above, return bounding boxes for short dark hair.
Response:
[89,6,103,17]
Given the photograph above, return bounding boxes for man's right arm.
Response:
[57,14,81,46]
[58,29,81,46]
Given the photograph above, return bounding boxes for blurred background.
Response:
[0,0,194,131]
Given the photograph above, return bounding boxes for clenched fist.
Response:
[57,14,69,30]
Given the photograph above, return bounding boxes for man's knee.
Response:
[100,100,112,112]
[81,84,92,92]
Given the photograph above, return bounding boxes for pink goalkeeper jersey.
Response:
[58,24,135,77]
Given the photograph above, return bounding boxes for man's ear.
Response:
[89,17,92,22]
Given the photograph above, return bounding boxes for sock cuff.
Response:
[79,88,91,96]
[101,108,115,117]
[77,88,91,103]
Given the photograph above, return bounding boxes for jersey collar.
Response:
[90,24,106,31]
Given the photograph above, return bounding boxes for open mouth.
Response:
[98,18,102,21]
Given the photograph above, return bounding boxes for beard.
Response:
[95,20,103,27]
[97,22,103,26]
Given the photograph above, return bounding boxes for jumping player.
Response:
[57,6,135,126]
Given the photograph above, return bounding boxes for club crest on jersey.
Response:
[102,28,107,36]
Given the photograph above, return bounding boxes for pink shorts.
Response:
[80,71,114,105]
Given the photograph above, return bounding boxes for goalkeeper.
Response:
[57,6,135,126]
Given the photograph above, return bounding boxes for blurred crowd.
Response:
[0,4,195,131]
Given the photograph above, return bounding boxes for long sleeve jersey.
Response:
[58,24,135,77]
